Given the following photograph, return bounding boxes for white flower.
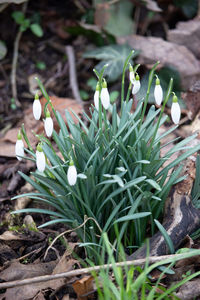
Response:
[132,74,140,95]
[33,95,42,120]
[154,77,163,105]
[94,83,100,110]
[44,110,53,137]
[36,145,46,172]
[15,134,24,161]
[129,71,135,85]
[171,95,181,125]
[67,164,77,186]
[101,87,110,109]
[94,90,99,110]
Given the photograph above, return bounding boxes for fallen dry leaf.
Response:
[181,81,200,120]
[177,110,200,139]
[175,278,200,300]
[14,181,34,211]
[33,291,46,300]
[0,243,18,266]
[73,275,94,300]
[0,230,46,250]
[94,3,110,29]
[117,35,200,89]
[40,95,82,129]
[168,19,200,59]
[0,260,57,300]
[0,260,57,282]
[0,245,79,300]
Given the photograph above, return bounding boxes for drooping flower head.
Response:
[94,82,100,111]
[67,158,77,186]
[36,143,46,172]
[171,93,181,125]
[132,73,141,95]
[154,76,163,106]
[15,130,24,161]
[44,108,53,137]
[33,92,42,120]
[100,79,110,110]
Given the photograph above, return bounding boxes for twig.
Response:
[11,1,28,108]
[65,45,83,106]
[44,216,102,260]
[0,252,199,289]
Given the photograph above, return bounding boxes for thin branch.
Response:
[65,45,83,107]
[11,1,28,108]
[44,216,102,260]
[0,252,199,289]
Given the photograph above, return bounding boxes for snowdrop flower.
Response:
[67,159,77,186]
[33,92,42,120]
[154,76,163,106]
[36,143,46,172]
[132,74,141,95]
[129,64,135,85]
[44,108,53,137]
[94,82,100,110]
[100,79,110,110]
[15,130,24,161]
[171,94,181,125]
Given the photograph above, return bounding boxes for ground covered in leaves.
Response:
[1,0,200,299]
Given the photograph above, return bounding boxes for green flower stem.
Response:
[121,50,135,110]
[146,78,173,160]
[139,61,160,129]
[103,108,109,140]
[93,68,100,79]
[35,77,58,124]
[21,123,34,153]
[125,82,132,103]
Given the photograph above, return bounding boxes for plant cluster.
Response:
[13,50,200,261]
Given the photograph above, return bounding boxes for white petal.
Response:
[44,117,53,137]
[33,100,42,120]
[67,165,77,186]
[36,150,46,172]
[94,90,99,110]
[132,80,141,95]
[154,85,163,105]
[15,140,24,161]
[171,102,181,125]
[129,71,135,85]
[100,88,110,110]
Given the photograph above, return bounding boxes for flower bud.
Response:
[67,159,77,186]
[101,80,110,110]
[44,108,53,137]
[36,144,46,172]
[15,130,24,161]
[154,77,163,106]
[33,92,42,120]
[94,83,100,111]
[132,74,140,95]
[171,94,181,125]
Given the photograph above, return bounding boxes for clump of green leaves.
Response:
[12,51,200,262]
[12,11,43,37]
[91,233,200,300]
